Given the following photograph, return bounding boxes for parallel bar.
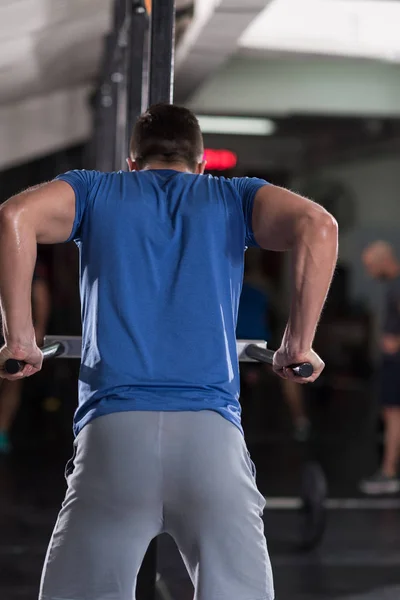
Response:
[265,497,400,510]
[245,344,274,364]
[4,343,65,375]
[148,0,176,106]
[43,336,82,359]
[245,344,314,378]
[43,336,267,361]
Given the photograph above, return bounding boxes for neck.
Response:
[143,161,192,173]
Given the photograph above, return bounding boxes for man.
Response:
[360,241,400,495]
[0,257,51,454]
[0,104,337,600]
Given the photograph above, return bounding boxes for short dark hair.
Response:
[130,104,204,170]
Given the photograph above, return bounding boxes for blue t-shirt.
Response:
[56,169,268,435]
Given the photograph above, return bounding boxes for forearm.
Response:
[283,213,338,355]
[0,207,37,346]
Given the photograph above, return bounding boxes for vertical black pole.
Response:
[92,0,128,172]
[126,1,149,152]
[136,541,158,600]
[148,0,176,106]
[136,4,176,598]
[113,0,129,171]
[93,33,118,172]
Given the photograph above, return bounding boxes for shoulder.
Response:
[229,176,269,193]
[55,169,106,194]
[56,169,103,183]
[55,170,120,203]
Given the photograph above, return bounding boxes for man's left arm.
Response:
[0,180,77,379]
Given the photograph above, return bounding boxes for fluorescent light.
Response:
[198,115,276,136]
[240,0,400,63]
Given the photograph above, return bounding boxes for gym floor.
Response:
[1,373,399,600]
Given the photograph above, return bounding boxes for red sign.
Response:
[204,149,237,171]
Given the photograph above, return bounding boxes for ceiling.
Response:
[0,0,112,106]
[0,0,398,171]
[240,0,400,63]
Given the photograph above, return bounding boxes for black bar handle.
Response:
[245,344,314,378]
[3,342,65,375]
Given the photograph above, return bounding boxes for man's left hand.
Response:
[0,341,43,380]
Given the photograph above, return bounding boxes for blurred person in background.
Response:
[0,257,51,454]
[360,241,400,494]
[237,249,310,441]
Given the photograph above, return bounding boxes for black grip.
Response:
[4,359,24,375]
[4,342,65,375]
[244,344,314,378]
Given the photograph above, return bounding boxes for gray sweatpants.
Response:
[39,411,274,600]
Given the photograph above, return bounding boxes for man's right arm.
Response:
[252,184,338,382]
[0,170,93,379]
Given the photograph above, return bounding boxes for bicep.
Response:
[4,180,76,244]
[252,184,328,250]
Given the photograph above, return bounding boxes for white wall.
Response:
[189,55,400,117]
[0,85,92,170]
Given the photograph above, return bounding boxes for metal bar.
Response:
[244,344,314,378]
[113,0,130,171]
[265,497,400,510]
[3,340,270,376]
[43,336,83,358]
[148,0,176,106]
[245,345,275,364]
[126,1,149,154]
[43,336,267,362]
[94,0,128,172]
[95,33,119,172]
[4,343,65,375]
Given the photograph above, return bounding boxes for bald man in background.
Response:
[360,241,400,494]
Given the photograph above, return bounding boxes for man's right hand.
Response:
[273,346,325,384]
[0,342,43,381]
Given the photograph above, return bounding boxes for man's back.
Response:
[58,169,267,434]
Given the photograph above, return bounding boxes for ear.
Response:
[126,158,138,172]
[196,160,207,175]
